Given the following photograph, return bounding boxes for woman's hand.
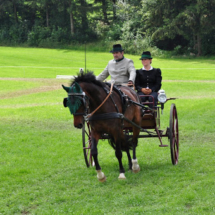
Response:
[141,88,152,95]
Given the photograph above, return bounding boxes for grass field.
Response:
[0,47,215,214]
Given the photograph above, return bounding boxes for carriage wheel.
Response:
[169,103,179,165]
[82,121,93,167]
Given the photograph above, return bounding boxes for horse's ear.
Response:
[73,82,82,93]
[62,85,70,93]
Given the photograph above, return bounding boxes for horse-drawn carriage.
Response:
[62,72,179,181]
[83,95,179,167]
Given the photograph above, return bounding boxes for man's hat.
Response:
[110,44,124,53]
[139,51,153,60]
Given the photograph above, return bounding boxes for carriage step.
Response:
[159,144,168,147]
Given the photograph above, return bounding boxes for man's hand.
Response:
[127,80,133,86]
[141,88,152,95]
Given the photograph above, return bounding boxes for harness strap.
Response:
[68,93,85,96]
[103,84,119,113]
[73,112,85,116]
[122,116,152,134]
[105,83,126,113]
[86,112,154,136]
[87,112,123,121]
[85,82,114,119]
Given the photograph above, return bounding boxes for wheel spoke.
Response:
[82,121,92,167]
[169,104,179,165]
[85,131,89,138]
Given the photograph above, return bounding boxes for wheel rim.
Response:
[82,121,92,167]
[169,104,179,165]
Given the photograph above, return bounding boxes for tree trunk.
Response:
[80,0,88,30]
[102,0,109,24]
[112,1,116,20]
[197,32,201,56]
[70,12,75,35]
[13,3,18,23]
[46,5,49,27]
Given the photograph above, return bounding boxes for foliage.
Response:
[0,0,215,55]
[142,0,215,56]
[0,22,28,44]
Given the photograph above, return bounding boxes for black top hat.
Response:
[110,44,124,53]
[139,51,153,60]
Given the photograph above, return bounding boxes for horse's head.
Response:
[62,82,87,129]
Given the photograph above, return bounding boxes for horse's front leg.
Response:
[91,136,106,182]
[132,129,140,173]
[115,136,126,179]
[126,149,132,170]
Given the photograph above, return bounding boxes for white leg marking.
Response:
[118,173,126,179]
[132,159,140,173]
[96,170,106,182]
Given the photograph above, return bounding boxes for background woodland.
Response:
[1,0,215,56]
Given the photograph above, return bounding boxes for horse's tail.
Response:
[108,134,133,151]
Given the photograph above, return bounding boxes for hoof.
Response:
[98,176,106,182]
[96,170,106,182]
[132,159,140,173]
[132,167,140,173]
[118,173,126,180]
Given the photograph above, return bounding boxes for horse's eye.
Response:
[63,97,68,107]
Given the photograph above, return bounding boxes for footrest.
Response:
[159,144,168,147]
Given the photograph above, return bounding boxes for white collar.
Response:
[142,66,153,71]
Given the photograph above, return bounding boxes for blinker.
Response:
[63,97,68,107]
[62,82,83,114]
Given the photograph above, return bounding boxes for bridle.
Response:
[85,82,114,119]
[67,92,89,116]
[67,82,114,118]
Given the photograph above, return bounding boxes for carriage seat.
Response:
[139,95,156,111]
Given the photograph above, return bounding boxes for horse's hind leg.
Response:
[91,136,106,182]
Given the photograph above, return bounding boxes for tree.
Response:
[177,0,215,55]
[79,0,88,30]
[94,0,109,24]
[142,0,215,55]
[37,0,53,27]
[0,0,23,23]
[57,0,76,35]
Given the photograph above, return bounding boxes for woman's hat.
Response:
[110,44,124,53]
[139,51,153,60]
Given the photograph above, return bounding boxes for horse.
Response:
[62,71,142,182]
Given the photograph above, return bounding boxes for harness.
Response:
[104,83,130,114]
[64,83,154,135]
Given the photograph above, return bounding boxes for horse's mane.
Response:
[70,71,106,88]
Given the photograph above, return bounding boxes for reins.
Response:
[85,82,114,119]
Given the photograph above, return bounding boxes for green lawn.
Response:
[1,46,215,80]
[0,47,215,214]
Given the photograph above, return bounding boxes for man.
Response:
[96,44,136,85]
[135,51,162,108]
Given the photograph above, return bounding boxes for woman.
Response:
[135,51,162,108]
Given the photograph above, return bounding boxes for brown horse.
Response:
[62,72,142,181]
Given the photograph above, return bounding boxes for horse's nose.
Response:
[75,123,83,129]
